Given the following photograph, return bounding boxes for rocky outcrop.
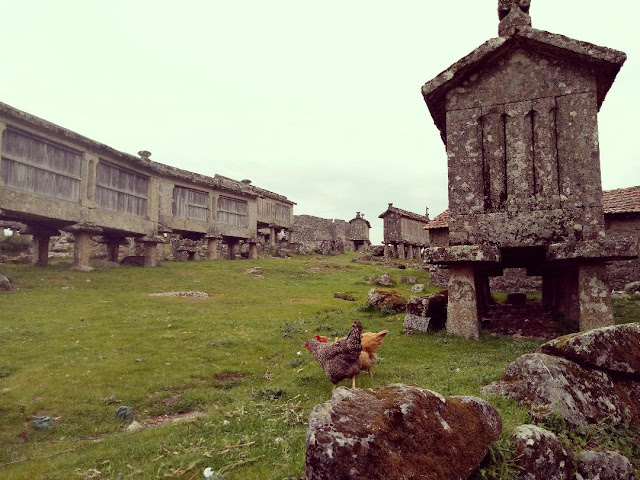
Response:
[485,353,630,427]
[403,291,448,334]
[375,272,395,287]
[510,425,572,480]
[538,323,640,378]
[485,323,640,428]
[305,385,501,480]
[366,289,406,314]
[575,450,635,480]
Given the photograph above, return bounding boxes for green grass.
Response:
[0,253,637,479]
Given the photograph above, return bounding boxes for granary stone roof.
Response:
[213,175,295,204]
[422,27,627,142]
[425,186,640,230]
[0,101,258,198]
[378,204,429,223]
[348,213,371,228]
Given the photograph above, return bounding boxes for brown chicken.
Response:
[305,320,363,389]
[314,328,388,378]
[359,330,388,377]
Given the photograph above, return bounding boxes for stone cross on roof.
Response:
[498,0,532,37]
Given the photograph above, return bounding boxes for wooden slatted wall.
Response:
[95,162,148,217]
[217,196,248,227]
[275,203,290,222]
[173,186,208,221]
[1,129,82,201]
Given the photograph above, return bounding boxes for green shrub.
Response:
[0,235,31,255]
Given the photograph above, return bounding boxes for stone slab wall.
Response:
[291,215,362,254]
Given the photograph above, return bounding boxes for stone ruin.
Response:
[422,0,639,338]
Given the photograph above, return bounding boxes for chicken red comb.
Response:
[315,335,329,343]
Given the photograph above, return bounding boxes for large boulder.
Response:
[305,385,501,480]
[484,353,631,427]
[575,450,634,480]
[366,289,407,313]
[538,323,640,379]
[510,425,572,480]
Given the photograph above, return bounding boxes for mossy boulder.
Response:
[366,289,407,314]
[305,385,501,480]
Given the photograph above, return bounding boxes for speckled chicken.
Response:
[305,320,363,389]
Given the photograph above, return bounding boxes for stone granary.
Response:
[421,0,638,338]
[347,212,371,251]
[379,203,429,260]
[426,185,640,291]
[0,101,294,268]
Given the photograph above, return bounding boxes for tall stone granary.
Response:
[422,0,639,338]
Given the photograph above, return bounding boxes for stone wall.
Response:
[291,214,366,254]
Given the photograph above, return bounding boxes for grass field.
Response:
[0,253,638,479]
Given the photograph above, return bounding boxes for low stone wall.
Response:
[608,258,640,290]
[291,215,361,254]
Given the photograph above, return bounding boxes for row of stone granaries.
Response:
[0,101,375,268]
[414,185,640,291]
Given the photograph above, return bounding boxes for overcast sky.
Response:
[1,0,638,244]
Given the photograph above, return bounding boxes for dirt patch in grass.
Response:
[146,410,207,426]
[215,373,245,382]
[290,298,315,304]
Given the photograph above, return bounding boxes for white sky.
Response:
[1,0,638,244]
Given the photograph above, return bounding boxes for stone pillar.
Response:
[383,244,390,258]
[72,231,93,271]
[392,244,398,259]
[248,239,258,259]
[447,263,481,339]
[577,263,614,331]
[407,244,414,260]
[99,236,128,263]
[135,235,164,267]
[398,243,405,260]
[22,226,60,267]
[269,226,276,246]
[227,239,238,260]
[206,237,220,260]
[551,266,580,328]
[33,234,51,267]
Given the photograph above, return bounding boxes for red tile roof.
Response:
[423,185,640,230]
[424,210,450,230]
[602,185,640,214]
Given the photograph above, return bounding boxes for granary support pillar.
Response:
[21,225,60,267]
[33,233,52,266]
[66,223,102,271]
[447,263,481,339]
[269,225,277,246]
[577,263,614,331]
[205,233,221,260]
[407,244,414,260]
[98,236,128,263]
[226,238,239,260]
[398,243,405,260]
[248,238,259,260]
[135,235,164,268]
